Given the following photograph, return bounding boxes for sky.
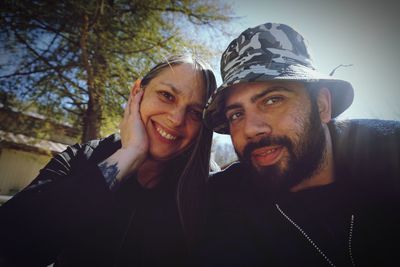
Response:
[214,0,400,122]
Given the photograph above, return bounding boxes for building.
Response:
[0,104,80,200]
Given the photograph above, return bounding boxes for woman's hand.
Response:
[98,80,149,190]
[119,79,149,157]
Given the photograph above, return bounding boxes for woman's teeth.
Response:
[156,127,177,140]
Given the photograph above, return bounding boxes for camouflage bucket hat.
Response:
[203,22,354,134]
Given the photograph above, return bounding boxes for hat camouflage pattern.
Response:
[203,22,354,134]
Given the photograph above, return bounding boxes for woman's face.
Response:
[140,63,206,161]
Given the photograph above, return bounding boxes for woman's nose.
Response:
[168,107,186,127]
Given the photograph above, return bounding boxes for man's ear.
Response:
[317,87,332,123]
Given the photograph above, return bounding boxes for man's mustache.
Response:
[242,135,293,161]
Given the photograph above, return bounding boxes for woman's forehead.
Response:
[152,64,205,89]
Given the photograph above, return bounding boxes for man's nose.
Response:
[243,112,272,139]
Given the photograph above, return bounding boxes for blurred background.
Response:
[1,0,399,201]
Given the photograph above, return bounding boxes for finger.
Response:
[131,79,142,95]
[124,79,140,118]
[123,93,132,119]
[128,90,143,116]
[128,79,143,115]
[130,89,144,115]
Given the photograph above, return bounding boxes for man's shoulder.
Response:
[331,119,400,192]
[331,119,400,138]
[330,119,400,152]
[208,162,244,188]
[207,162,249,212]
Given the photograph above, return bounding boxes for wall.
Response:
[0,148,50,195]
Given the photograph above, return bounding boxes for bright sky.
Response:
[214,0,400,121]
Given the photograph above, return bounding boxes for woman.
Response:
[0,54,216,266]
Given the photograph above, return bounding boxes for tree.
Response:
[0,0,232,142]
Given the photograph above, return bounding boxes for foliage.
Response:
[0,0,233,142]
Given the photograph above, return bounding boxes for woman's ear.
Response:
[130,79,142,95]
[317,87,332,123]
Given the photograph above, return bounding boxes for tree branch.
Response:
[63,106,83,116]
[13,30,88,94]
[113,88,128,101]
[108,35,175,55]
[31,18,79,48]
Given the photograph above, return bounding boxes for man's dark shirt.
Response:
[203,119,400,266]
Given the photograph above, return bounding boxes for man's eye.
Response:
[264,96,283,105]
[159,91,174,102]
[227,112,242,122]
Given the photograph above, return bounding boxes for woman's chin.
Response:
[147,141,193,162]
[147,149,178,162]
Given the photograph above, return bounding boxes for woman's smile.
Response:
[153,121,179,142]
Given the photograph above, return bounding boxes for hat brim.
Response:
[203,64,354,134]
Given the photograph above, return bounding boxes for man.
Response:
[202,22,400,266]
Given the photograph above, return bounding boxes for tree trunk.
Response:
[82,96,102,143]
[80,14,102,143]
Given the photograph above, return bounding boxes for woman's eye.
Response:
[189,109,202,121]
[159,91,174,102]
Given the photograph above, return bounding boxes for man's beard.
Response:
[237,101,326,197]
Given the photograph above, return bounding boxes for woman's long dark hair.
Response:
[140,54,216,247]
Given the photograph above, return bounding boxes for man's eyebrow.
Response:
[224,103,243,114]
[224,86,292,114]
[250,86,292,103]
